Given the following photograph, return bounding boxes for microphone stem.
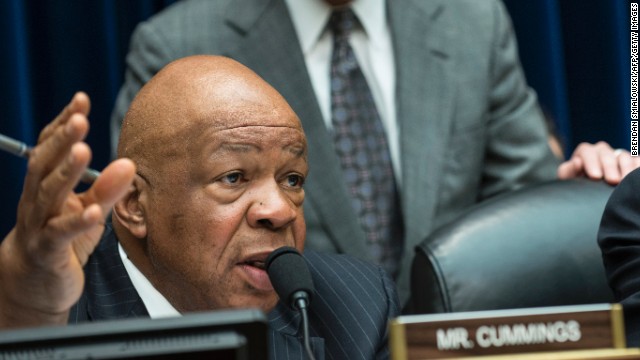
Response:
[300,308,315,360]
[296,298,316,360]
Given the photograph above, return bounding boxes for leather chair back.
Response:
[410,179,616,314]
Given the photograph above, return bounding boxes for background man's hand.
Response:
[0,92,135,329]
[558,141,640,185]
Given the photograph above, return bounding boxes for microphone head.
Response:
[266,246,315,309]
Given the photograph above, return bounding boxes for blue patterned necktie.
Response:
[329,8,402,277]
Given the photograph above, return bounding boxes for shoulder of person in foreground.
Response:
[598,167,640,346]
[303,250,399,359]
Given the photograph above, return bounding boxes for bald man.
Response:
[0,55,398,359]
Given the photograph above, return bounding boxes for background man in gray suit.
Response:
[109,0,640,304]
[0,55,398,359]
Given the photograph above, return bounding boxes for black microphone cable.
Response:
[266,246,317,360]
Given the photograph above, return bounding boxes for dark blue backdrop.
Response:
[0,0,631,237]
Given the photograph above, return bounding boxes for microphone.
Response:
[266,246,316,360]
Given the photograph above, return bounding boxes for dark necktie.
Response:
[329,8,402,277]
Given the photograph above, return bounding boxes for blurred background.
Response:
[0,0,631,237]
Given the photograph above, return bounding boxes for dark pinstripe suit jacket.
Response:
[68,225,399,359]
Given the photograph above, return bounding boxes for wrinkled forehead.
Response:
[166,70,302,130]
[120,55,306,165]
[133,104,306,173]
[170,97,304,144]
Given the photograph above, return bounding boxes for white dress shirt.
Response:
[283,0,400,182]
[118,242,181,318]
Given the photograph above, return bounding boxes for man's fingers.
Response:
[31,143,92,226]
[36,204,104,262]
[608,150,640,183]
[575,142,607,180]
[80,158,137,215]
[558,142,640,184]
[38,92,91,144]
[600,152,622,184]
[617,151,634,177]
[557,157,583,179]
[22,114,89,205]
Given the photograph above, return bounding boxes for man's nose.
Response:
[247,181,298,230]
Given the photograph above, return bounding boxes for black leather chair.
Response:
[410,179,616,314]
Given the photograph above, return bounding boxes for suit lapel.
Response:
[389,0,456,298]
[223,0,369,257]
[389,0,454,246]
[268,302,326,359]
[83,227,148,321]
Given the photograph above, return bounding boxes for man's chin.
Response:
[228,294,279,314]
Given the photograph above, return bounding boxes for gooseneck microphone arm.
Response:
[295,292,313,360]
[266,247,317,360]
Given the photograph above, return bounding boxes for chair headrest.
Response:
[410,179,615,314]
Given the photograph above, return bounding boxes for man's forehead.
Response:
[120,55,306,157]
[174,116,303,137]
[214,123,304,131]
[198,122,306,145]
[190,123,308,165]
[132,113,304,155]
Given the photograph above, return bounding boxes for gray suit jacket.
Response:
[110,0,559,303]
[69,225,399,359]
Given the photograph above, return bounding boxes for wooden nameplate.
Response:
[390,304,628,359]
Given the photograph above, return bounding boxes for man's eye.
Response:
[286,174,304,188]
[220,172,243,184]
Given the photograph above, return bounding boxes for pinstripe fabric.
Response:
[269,251,399,359]
[68,226,399,359]
[68,225,148,323]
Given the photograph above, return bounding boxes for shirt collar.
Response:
[118,242,181,319]
[352,0,388,50]
[284,0,388,54]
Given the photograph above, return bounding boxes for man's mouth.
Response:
[243,260,266,270]
[238,253,273,291]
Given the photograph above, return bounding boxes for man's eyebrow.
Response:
[284,145,306,157]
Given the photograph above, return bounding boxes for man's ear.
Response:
[113,175,147,239]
